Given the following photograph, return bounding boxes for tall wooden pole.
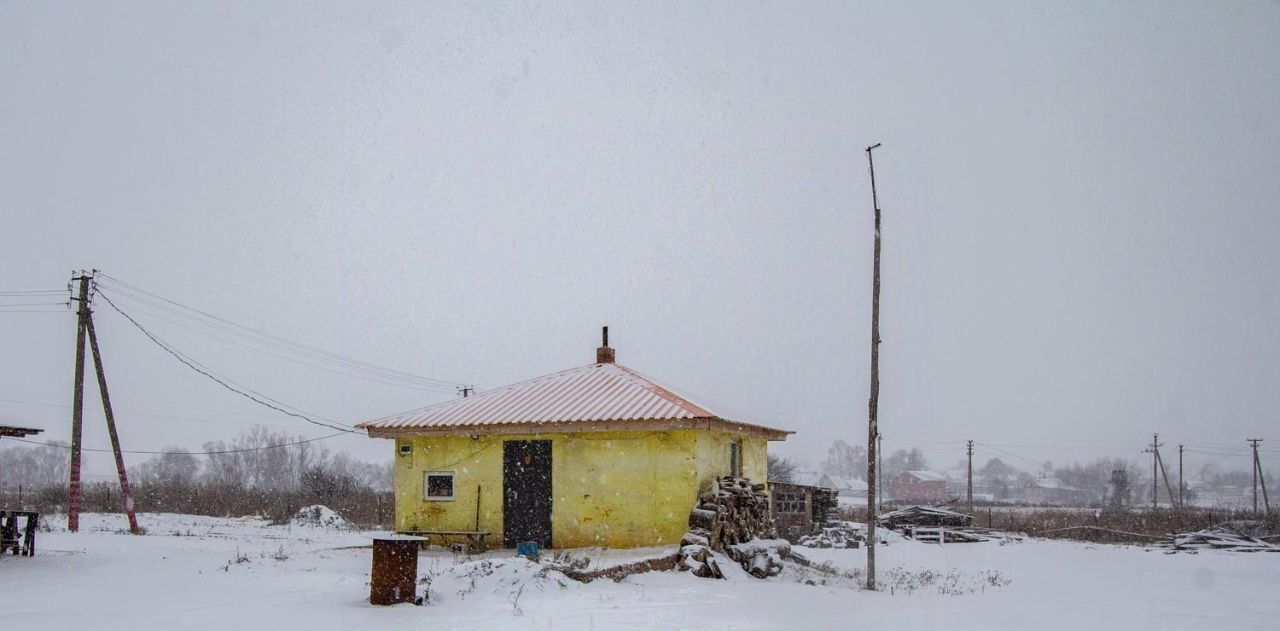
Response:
[68,274,90,532]
[967,440,974,513]
[1156,446,1176,508]
[1149,434,1159,510]
[1260,450,1271,515]
[1178,444,1184,509]
[864,142,883,591]
[85,312,141,534]
[1248,439,1263,514]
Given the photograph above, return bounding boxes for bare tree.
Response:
[767,453,798,483]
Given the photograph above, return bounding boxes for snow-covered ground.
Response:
[3,512,1277,630]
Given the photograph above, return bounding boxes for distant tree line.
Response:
[0,427,393,527]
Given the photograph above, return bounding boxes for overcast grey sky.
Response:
[2,1,1278,477]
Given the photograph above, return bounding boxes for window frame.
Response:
[729,438,743,477]
[423,470,456,501]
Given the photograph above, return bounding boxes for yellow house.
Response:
[357,334,791,550]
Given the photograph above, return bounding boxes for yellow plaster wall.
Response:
[693,431,768,486]
[391,428,770,549]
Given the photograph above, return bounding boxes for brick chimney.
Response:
[596,326,615,363]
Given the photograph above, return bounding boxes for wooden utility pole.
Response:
[864,142,883,591]
[1249,439,1269,515]
[967,440,974,513]
[1178,444,1184,509]
[1156,444,1176,508]
[1143,434,1161,510]
[85,313,140,533]
[67,270,141,534]
[68,273,91,532]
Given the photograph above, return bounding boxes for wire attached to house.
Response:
[95,274,467,394]
[97,290,361,435]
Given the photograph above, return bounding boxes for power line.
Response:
[97,288,459,395]
[6,432,350,456]
[0,394,334,432]
[96,291,360,435]
[96,275,467,391]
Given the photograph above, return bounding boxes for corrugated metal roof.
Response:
[358,361,788,437]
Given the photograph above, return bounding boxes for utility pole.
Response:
[1156,443,1176,509]
[68,273,91,532]
[66,270,140,534]
[85,310,140,533]
[1178,444,1184,509]
[458,386,473,398]
[1248,439,1269,515]
[967,440,974,513]
[864,142,883,592]
[1143,433,1162,510]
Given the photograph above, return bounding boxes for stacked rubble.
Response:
[797,521,865,549]
[678,476,783,579]
[1167,526,1280,552]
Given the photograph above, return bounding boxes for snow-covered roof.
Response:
[359,360,791,440]
[903,470,949,482]
[1027,477,1080,491]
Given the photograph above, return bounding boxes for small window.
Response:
[399,443,413,456]
[424,471,454,501]
[729,439,742,477]
[773,492,805,514]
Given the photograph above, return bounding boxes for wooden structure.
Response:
[0,425,43,440]
[878,505,973,529]
[0,426,44,557]
[769,480,838,542]
[397,529,489,553]
[369,535,424,605]
[359,330,791,549]
[1,510,39,556]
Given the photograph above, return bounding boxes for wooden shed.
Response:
[358,334,791,550]
[768,480,837,542]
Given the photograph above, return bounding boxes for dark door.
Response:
[503,440,552,548]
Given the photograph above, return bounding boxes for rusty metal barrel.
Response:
[369,535,424,605]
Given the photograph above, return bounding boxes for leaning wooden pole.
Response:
[1156,447,1176,509]
[85,311,141,534]
[864,142,883,591]
[68,274,91,532]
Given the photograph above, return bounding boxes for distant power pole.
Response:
[1248,439,1269,515]
[1156,441,1176,508]
[863,141,883,592]
[458,386,474,398]
[966,440,974,513]
[1178,444,1184,509]
[1143,434,1163,510]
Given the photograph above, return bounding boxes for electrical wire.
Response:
[0,394,335,432]
[96,288,459,395]
[96,274,468,391]
[5,432,351,456]
[97,291,360,435]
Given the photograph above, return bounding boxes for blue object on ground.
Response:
[516,540,539,558]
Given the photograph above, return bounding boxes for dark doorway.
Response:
[503,440,552,548]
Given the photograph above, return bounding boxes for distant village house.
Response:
[891,470,949,504]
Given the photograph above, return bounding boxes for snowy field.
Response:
[3,512,1277,631]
